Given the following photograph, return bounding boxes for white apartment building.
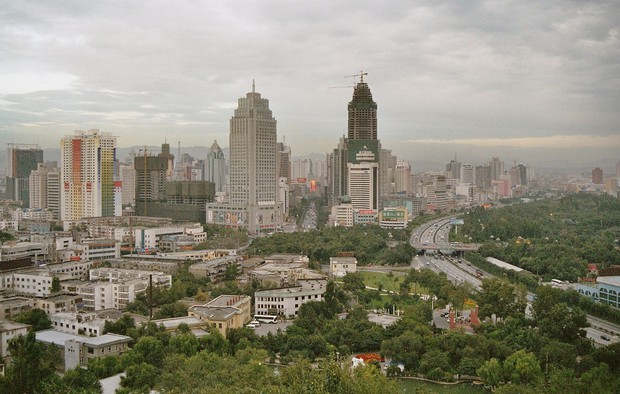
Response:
[50,311,107,336]
[133,224,205,250]
[254,279,327,318]
[48,260,95,280]
[334,201,354,227]
[394,161,412,195]
[7,269,71,297]
[12,208,54,222]
[72,238,120,262]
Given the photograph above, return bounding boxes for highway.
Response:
[409,216,620,346]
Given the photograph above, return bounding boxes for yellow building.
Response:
[188,295,251,338]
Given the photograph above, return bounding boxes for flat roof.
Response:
[151,316,204,329]
[36,329,131,346]
[190,306,239,321]
[486,257,523,273]
[597,276,620,287]
[0,320,29,331]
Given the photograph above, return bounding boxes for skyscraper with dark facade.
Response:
[327,73,382,209]
[5,143,43,207]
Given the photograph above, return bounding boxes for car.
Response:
[247,322,259,328]
[601,335,610,341]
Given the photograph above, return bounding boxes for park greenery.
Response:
[454,193,620,281]
[249,225,415,265]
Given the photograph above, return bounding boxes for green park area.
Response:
[399,379,486,393]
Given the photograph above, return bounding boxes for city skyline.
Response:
[1,1,619,168]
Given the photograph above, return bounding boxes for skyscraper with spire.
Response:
[327,72,382,212]
[205,140,225,193]
[205,82,283,233]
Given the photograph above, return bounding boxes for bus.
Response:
[254,314,278,324]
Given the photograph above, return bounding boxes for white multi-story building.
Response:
[334,200,354,227]
[133,224,205,250]
[6,269,71,297]
[50,311,107,336]
[60,129,119,221]
[460,164,474,185]
[11,208,55,222]
[0,321,29,359]
[0,220,18,232]
[254,279,327,318]
[118,163,135,206]
[394,161,411,195]
[48,260,95,280]
[347,147,379,212]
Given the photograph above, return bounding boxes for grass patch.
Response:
[358,271,429,295]
[398,379,487,393]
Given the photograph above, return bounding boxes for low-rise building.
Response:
[0,320,30,360]
[188,295,251,338]
[254,279,327,319]
[49,311,107,336]
[34,293,83,315]
[72,238,121,262]
[35,329,132,370]
[0,296,34,320]
[576,275,620,308]
[189,256,243,283]
[47,260,96,280]
[0,241,48,262]
[330,256,357,278]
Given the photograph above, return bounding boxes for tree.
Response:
[0,331,59,393]
[51,276,61,293]
[477,277,526,321]
[104,314,136,336]
[503,349,542,385]
[477,358,503,388]
[120,362,158,392]
[14,308,52,331]
[61,367,102,393]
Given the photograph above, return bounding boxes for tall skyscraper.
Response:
[394,161,412,195]
[29,162,59,218]
[475,165,492,190]
[490,157,504,181]
[327,72,382,210]
[205,140,226,193]
[6,143,43,207]
[348,74,377,140]
[206,82,283,233]
[446,159,461,180]
[592,167,603,184]
[347,148,379,210]
[60,130,118,220]
[460,164,474,184]
[134,143,174,206]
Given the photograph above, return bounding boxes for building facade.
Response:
[60,130,118,220]
[254,279,327,318]
[206,82,283,233]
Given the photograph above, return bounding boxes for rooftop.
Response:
[598,275,620,287]
[36,329,131,347]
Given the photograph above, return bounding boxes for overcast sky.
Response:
[1,1,619,168]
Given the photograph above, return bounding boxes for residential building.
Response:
[394,161,411,195]
[0,321,29,360]
[0,296,34,320]
[49,312,106,336]
[188,256,243,283]
[34,293,82,315]
[60,130,118,220]
[119,163,136,206]
[254,279,327,318]
[0,241,47,262]
[36,329,131,370]
[29,163,60,218]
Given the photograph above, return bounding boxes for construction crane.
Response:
[344,70,368,83]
